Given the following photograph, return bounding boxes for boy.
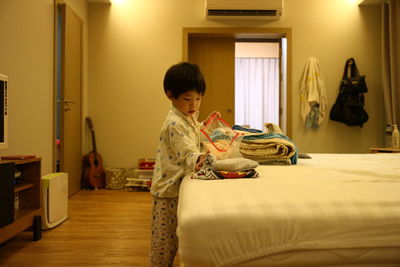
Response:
[150,62,219,266]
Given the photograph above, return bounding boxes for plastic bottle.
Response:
[385,124,392,148]
[392,124,400,149]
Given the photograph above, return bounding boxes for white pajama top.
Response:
[151,105,203,198]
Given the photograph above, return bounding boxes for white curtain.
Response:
[235,58,279,131]
[382,0,400,126]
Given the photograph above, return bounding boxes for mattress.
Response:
[177,153,400,266]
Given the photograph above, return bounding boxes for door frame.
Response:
[182,27,292,137]
[53,1,83,196]
[53,0,62,174]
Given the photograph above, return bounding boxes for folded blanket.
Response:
[232,125,298,165]
[240,138,296,162]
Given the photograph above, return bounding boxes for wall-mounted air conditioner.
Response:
[205,0,283,20]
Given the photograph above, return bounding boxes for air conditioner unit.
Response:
[205,0,283,20]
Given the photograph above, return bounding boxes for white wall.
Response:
[0,0,88,176]
[88,0,383,170]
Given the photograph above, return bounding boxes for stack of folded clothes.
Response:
[232,124,298,165]
[193,155,259,180]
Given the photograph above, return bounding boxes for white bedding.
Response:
[177,153,400,266]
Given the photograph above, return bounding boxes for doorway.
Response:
[183,28,292,137]
[53,2,83,196]
[235,40,286,132]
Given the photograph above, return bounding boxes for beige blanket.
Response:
[239,137,296,162]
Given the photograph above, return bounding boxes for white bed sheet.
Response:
[177,153,400,267]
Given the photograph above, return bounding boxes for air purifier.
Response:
[42,172,68,229]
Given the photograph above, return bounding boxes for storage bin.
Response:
[105,167,127,189]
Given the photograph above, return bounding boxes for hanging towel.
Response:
[300,57,328,129]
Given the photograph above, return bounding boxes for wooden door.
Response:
[188,37,235,125]
[58,4,83,196]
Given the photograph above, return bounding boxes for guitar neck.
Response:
[91,129,98,156]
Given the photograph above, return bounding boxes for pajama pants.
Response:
[150,196,179,267]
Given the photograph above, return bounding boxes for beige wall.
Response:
[235,42,280,58]
[0,0,54,174]
[0,0,383,175]
[0,0,88,176]
[288,1,383,154]
[88,0,383,169]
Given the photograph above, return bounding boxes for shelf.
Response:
[0,158,42,243]
[0,208,42,244]
[14,208,40,219]
[370,147,400,153]
[15,182,34,193]
[0,157,41,165]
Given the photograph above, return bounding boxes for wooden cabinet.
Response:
[0,158,42,243]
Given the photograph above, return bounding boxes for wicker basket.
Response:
[105,167,127,189]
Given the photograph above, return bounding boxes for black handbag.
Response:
[330,58,369,127]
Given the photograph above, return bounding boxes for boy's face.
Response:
[167,90,202,117]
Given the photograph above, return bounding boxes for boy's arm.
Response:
[168,123,204,172]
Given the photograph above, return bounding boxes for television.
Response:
[0,74,8,150]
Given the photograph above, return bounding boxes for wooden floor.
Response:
[0,190,180,266]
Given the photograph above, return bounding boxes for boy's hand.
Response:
[195,152,209,171]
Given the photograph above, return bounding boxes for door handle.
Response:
[64,99,76,104]
[64,99,75,111]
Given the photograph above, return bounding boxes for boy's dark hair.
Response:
[163,62,206,98]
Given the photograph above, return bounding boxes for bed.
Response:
[177,153,400,266]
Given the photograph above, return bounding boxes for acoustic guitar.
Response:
[82,117,106,189]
